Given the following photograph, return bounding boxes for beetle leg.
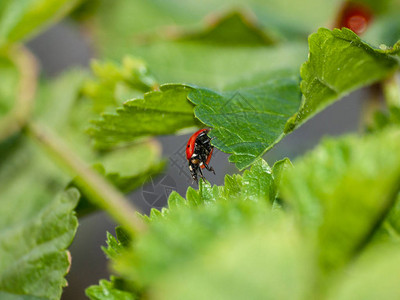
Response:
[210,167,215,175]
[203,163,215,174]
[198,167,206,182]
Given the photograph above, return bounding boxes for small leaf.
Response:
[188,71,302,170]
[368,106,400,132]
[115,227,131,248]
[271,157,293,197]
[290,28,400,129]
[240,158,274,203]
[282,128,400,271]
[101,232,123,261]
[86,276,136,300]
[82,57,158,113]
[87,231,137,300]
[88,84,200,149]
[101,227,131,261]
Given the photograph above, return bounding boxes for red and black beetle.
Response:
[186,128,215,183]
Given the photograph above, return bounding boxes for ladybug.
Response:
[186,128,215,183]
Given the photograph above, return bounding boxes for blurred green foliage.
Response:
[0,0,400,299]
[0,0,83,46]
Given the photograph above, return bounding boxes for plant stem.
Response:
[383,221,400,242]
[360,83,384,129]
[383,74,400,108]
[0,45,38,141]
[26,122,146,235]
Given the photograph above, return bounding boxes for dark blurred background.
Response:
[27,17,364,300]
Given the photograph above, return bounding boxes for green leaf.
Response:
[0,136,73,300]
[0,187,79,299]
[93,143,165,191]
[271,157,293,202]
[114,226,131,248]
[92,140,164,193]
[113,42,308,90]
[176,10,276,46]
[86,43,307,153]
[368,106,400,132]
[113,159,283,286]
[188,71,302,170]
[240,158,275,202]
[152,221,314,300]
[90,0,310,90]
[87,84,199,149]
[86,231,137,300]
[92,0,340,53]
[101,227,131,260]
[368,75,400,132]
[0,0,83,46]
[86,276,136,300]
[102,232,123,260]
[82,57,158,113]
[0,137,70,233]
[282,128,400,272]
[290,28,400,130]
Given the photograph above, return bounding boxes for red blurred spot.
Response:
[336,2,373,35]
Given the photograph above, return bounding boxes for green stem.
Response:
[383,74,400,108]
[26,122,146,235]
[0,45,38,141]
[383,221,400,242]
[360,83,383,129]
